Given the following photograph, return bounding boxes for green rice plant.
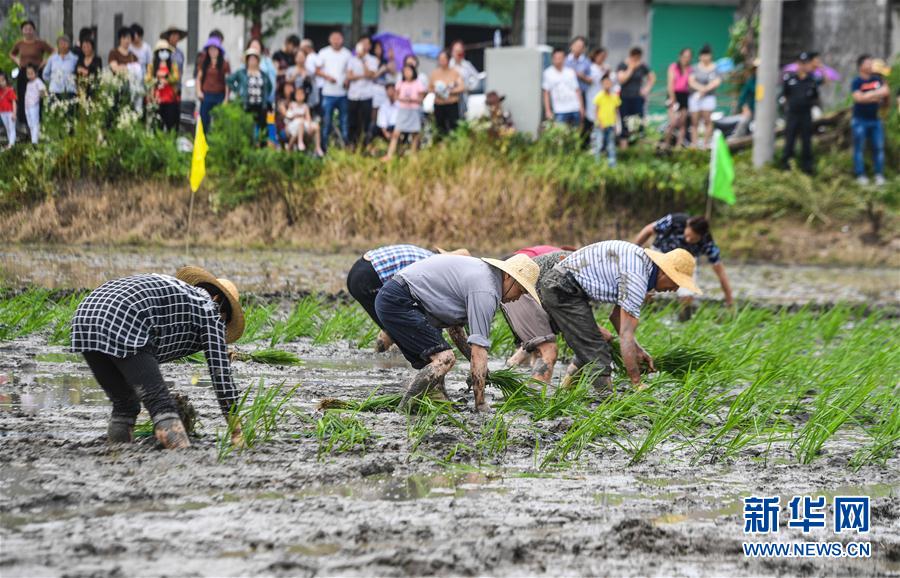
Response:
[653,346,718,377]
[236,303,277,344]
[266,296,321,345]
[314,410,373,458]
[489,315,518,358]
[217,379,300,460]
[850,393,900,470]
[317,393,402,412]
[48,291,85,345]
[0,288,58,341]
[407,395,472,451]
[313,304,372,345]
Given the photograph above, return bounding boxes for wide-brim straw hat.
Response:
[644,248,703,295]
[154,39,173,52]
[160,25,187,41]
[244,47,261,61]
[435,247,471,256]
[176,266,245,343]
[482,254,541,304]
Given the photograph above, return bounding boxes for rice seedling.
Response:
[217,379,300,460]
[317,392,402,412]
[48,291,86,346]
[407,395,472,451]
[313,304,372,345]
[653,346,717,377]
[0,288,59,341]
[233,348,303,366]
[236,303,277,344]
[266,296,321,345]
[314,410,373,458]
[476,414,510,460]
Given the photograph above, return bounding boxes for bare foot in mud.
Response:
[505,347,529,368]
[374,331,394,353]
[107,417,135,444]
[475,401,492,414]
[154,417,191,449]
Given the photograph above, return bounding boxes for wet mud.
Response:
[1,334,898,577]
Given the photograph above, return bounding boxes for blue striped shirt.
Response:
[364,244,434,283]
[557,241,653,319]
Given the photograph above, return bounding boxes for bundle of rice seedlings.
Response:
[233,349,303,366]
[317,393,402,412]
[654,346,716,376]
[316,410,372,457]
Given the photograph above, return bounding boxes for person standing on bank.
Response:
[538,241,699,390]
[663,48,692,148]
[159,25,187,96]
[633,213,734,308]
[781,51,820,175]
[429,49,465,136]
[616,46,655,146]
[9,20,52,128]
[543,48,584,128]
[71,267,245,449]
[375,254,540,412]
[850,54,889,186]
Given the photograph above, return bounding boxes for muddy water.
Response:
[2,244,899,306]
[1,338,898,577]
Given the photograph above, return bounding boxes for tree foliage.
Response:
[211,0,291,41]
[0,2,27,74]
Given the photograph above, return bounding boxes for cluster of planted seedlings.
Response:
[216,379,301,460]
[0,288,85,344]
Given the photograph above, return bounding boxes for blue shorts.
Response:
[375,278,450,369]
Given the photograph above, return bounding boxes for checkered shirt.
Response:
[364,244,434,283]
[71,274,239,416]
[652,213,721,264]
[557,241,653,319]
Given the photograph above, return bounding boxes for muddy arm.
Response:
[616,307,652,385]
[469,344,489,411]
[447,326,472,361]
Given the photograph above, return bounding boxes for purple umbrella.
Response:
[782,62,841,81]
[373,32,414,70]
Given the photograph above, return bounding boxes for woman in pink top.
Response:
[663,48,692,149]
[382,63,424,161]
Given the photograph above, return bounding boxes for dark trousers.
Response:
[82,350,178,424]
[782,109,813,173]
[619,95,645,140]
[538,269,612,376]
[347,257,384,330]
[16,70,28,125]
[348,98,372,146]
[433,102,460,135]
[199,92,225,131]
[158,102,180,131]
[375,278,450,369]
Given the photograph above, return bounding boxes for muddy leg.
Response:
[153,413,191,449]
[531,342,558,383]
[374,330,394,353]
[505,346,529,368]
[82,352,141,444]
[399,350,456,409]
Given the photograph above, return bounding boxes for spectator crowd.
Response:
[2,20,896,184]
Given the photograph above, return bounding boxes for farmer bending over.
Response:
[347,245,469,353]
[503,246,615,383]
[633,213,733,309]
[71,267,245,449]
[375,253,540,412]
[538,241,700,390]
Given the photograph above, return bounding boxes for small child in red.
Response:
[152,62,179,131]
[0,71,17,148]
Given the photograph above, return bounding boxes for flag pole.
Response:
[185,186,196,254]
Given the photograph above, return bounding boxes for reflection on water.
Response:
[297,471,504,502]
[2,245,898,305]
[0,373,108,411]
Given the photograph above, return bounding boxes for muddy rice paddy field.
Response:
[1,246,899,577]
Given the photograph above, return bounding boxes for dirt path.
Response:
[1,338,898,577]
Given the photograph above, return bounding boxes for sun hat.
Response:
[154,39,173,53]
[871,59,891,76]
[643,248,702,295]
[160,25,187,42]
[175,266,245,343]
[244,47,260,61]
[481,254,541,304]
[435,247,471,256]
[203,36,224,53]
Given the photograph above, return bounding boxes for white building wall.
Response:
[601,0,650,69]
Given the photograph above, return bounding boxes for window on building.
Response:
[588,3,602,48]
[113,13,123,46]
[546,2,573,50]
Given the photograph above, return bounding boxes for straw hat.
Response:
[153,39,173,53]
[435,247,471,256]
[481,254,541,303]
[643,249,703,295]
[244,47,260,61]
[872,59,891,76]
[160,25,187,42]
[176,266,245,343]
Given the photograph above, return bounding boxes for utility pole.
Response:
[753,0,783,167]
[63,0,74,40]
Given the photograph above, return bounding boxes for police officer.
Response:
[781,51,820,174]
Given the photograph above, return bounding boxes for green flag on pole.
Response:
[708,129,736,205]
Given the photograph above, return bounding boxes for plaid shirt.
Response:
[652,213,721,264]
[364,244,434,284]
[557,241,653,319]
[71,274,238,416]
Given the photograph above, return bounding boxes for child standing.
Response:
[24,64,46,144]
[0,72,16,148]
[284,87,323,155]
[592,74,620,167]
[382,63,424,162]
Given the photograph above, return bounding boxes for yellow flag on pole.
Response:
[190,117,208,193]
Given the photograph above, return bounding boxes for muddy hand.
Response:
[230,425,245,449]
[154,416,191,449]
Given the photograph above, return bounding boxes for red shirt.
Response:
[515,245,562,258]
[0,87,16,113]
[155,82,177,104]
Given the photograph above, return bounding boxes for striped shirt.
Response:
[557,241,653,319]
[653,213,721,264]
[364,244,434,284]
[71,274,239,416]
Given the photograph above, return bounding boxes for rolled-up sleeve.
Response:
[201,310,240,417]
[466,291,499,348]
[616,270,648,320]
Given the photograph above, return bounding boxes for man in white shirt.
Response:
[449,40,479,117]
[316,30,352,151]
[300,38,322,111]
[542,48,583,128]
[346,36,378,147]
[375,84,398,139]
[128,23,152,70]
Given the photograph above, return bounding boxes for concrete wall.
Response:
[812,0,892,106]
[378,0,442,46]
[485,46,546,137]
[601,0,650,69]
